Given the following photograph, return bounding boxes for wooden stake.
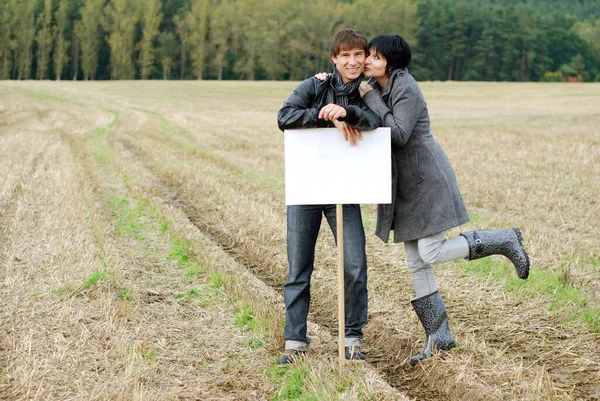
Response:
[336,204,345,366]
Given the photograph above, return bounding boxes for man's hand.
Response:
[318,103,347,122]
[359,84,373,97]
[333,120,362,146]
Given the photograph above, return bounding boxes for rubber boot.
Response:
[460,227,530,279]
[410,290,456,366]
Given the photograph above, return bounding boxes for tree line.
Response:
[1,0,599,82]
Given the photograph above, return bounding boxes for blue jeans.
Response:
[284,204,368,351]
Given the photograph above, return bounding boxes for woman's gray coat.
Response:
[362,68,469,243]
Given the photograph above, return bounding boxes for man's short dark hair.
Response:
[330,29,368,56]
[368,34,412,76]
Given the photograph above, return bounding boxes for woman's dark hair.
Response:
[367,34,412,76]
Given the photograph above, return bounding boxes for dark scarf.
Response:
[330,67,363,106]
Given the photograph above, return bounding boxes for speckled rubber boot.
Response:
[461,227,530,279]
[410,290,456,366]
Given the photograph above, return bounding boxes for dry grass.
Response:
[1,80,599,400]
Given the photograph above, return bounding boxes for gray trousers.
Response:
[404,230,469,298]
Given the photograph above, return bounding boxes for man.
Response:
[276,29,380,365]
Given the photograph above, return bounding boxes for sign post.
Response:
[336,204,345,365]
[285,127,391,365]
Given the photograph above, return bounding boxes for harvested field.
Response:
[0,80,599,401]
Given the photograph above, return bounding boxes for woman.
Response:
[323,34,530,365]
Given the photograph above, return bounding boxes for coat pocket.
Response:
[409,154,424,184]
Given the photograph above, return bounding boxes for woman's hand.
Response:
[333,120,362,146]
[359,84,373,97]
[314,72,330,82]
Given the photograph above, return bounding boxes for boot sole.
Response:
[512,227,530,279]
[410,342,457,366]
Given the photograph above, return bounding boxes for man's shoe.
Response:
[345,346,365,361]
[277,349,306,365]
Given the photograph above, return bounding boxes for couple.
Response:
[276,29,530,366]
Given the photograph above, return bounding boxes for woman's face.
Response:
[364,48,387,79]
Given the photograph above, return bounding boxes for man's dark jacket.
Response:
[277,75,380,131]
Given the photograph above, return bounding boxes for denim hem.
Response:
[285,340,310,352]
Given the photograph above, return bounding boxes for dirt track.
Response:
[1,81,599,400]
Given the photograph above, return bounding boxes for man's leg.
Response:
[325,204,368,349]
[283,204,323,352]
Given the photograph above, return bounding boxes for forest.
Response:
[1,0,599,82]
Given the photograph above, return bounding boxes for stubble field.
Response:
[0,80,599,401]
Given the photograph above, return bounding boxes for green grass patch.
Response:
[268,365,316,401]
[82,268,110,290]
[141,347,157,364]
[53,283,74,296]
[160,221,169,233]
[168,237,192,262]
[123,173,132,187]
[117,288,133,301]
[583,307,600,333]
[468,213,482,225]
[174,288,209,306]
[167,237,207,280]
[235,302,259,331]
[267,362,364,400]
[135,108,175,136]
[91,110,120,169]
[183,259,204,278]
[106,196,147,239]
[21,88,67,102]
[456,258,600,333]
[249,335,265,349]
[208,272,225,289]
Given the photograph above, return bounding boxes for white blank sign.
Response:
[285,127,391,205]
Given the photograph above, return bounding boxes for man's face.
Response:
[331,47,366,83]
